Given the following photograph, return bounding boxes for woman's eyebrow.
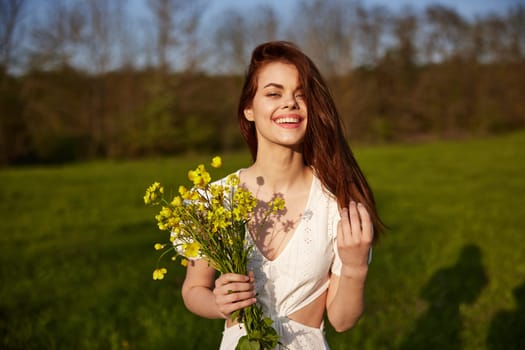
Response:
[262,83,304,91]
[263,83,284,89]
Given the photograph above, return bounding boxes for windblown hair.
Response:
[238,41,384,240]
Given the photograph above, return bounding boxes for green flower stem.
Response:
[156,246,175,268]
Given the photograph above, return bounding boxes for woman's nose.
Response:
[283,95,299,110]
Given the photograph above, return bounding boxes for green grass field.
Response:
[1,132,524,350]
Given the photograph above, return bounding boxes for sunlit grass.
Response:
[1,133,524,349]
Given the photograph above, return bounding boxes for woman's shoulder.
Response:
[311,171,337,203]
[213,169,244,184]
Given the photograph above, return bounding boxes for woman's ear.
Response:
[244,108,254,121]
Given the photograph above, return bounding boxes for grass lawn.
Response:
[1,131,524,349]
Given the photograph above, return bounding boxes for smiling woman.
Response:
[243,62,308,152]
[179,41,384,350]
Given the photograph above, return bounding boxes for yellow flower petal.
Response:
[171,196,182,206]
[211,156,222,168]
[153,268,167,280]
[183,242,201,258]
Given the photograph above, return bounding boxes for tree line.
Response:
[1,0,524,165]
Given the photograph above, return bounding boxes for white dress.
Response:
[220,174,347,350]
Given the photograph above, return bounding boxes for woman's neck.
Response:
[245,149,311,195]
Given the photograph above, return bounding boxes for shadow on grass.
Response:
[486,281,525,350]
[400,244,488,350]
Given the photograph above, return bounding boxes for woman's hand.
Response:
[327,201,372,330]
[213,271,256,320]
[337,201,373,274]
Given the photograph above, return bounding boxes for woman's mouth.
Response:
[273,115,304,126]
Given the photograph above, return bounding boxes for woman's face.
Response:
[243,61,307,153]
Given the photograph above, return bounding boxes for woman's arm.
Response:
[181,259,256,320]
[326,201,373,332]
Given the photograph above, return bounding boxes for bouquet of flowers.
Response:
[144,156,285,350]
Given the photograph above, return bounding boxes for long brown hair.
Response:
[238,41,384,240]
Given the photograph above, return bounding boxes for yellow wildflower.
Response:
[159,206,172,218]
[154,243,165,250]
[179,185,188,196]
[168,217,180,227]
[211,156,222,168]
[181,259,188,267]
[152,268,167,280]
[226,174,240,186]
[201,171,211,186]
[187,169,200,185]
[182,242,201,258]
[188,164,211,187]
[171,196,182,206]
[144,182,164,205]
[189,191,201,201]
[209,184,223,198]
[232,207,242,221]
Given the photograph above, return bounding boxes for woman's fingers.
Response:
[349,201,362,238]
[337,201,374,268]
[221,290,256,306]
[340,201,373,241]
[215,273,254,295]
[216,272,250,286]
[357,202,373,243]
[217,275,251,291]
[217,297,256,318]
[338,201,362,245]
[213,272,256,318]
[337,207,350,246]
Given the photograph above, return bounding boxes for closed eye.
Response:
[294,87,305,97]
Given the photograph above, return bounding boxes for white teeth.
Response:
[276,117,300,124]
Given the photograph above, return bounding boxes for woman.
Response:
[181,41,383,349]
